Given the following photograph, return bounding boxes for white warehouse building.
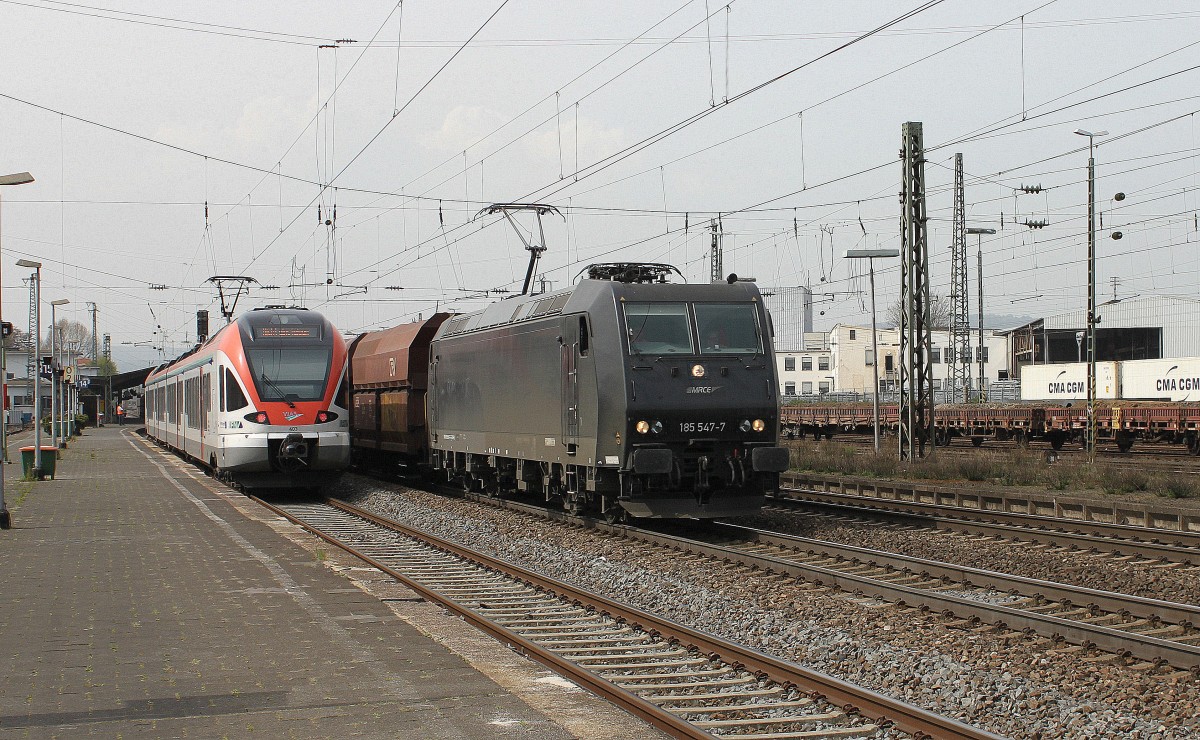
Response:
[775,324,1009,398]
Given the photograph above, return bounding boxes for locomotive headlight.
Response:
[752,418,766,432]
[691,364,705,378]
[740,419,752,432]
[636,420,651,434]
[651,421,662,434]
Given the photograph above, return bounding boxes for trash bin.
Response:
[19,446,58,480]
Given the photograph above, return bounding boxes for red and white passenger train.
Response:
[144,307,351,488]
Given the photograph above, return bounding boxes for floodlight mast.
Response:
[475,203,564,295]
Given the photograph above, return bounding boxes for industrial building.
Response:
[763,286,814,353]
[1006,295,1200,375]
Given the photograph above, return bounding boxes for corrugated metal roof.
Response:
[1041,295,1200,357]
[1043,295,1200,329]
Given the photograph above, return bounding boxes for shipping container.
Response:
[1117,357,1200,402]
[1020,361,1118,400]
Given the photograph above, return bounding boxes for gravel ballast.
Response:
[337,478,1200,740]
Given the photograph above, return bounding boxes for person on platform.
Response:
[116,404,125,426]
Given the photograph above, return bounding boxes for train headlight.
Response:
[244,411,269,425]
[636,420,650,434]
[752,419,766,432]
[691,364,705,378]
[316,410,339,423]
[651,421,662,434]
[740,419,752,432]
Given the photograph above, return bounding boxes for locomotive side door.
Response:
[560,317,580,454]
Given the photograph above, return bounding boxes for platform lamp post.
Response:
[49,299,68,450]
[16,259,42,480]
[966,227,996,401]
[1076,128,1107,462]
[0,172,35,529]
[845,248,900,453]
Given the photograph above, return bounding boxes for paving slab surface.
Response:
[0,426,660,738]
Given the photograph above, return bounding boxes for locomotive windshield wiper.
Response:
[260,372,297,408]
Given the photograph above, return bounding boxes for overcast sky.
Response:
[2,1,1198,369]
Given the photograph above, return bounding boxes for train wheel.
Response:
[602,501,626,524]
[972,437,984,448]
[1049,434,1064,451]
[480,472,500,498]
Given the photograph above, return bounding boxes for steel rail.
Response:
[255,494,1000,740]
[709,521,1200,627]
[774,485,1200,558]
[253,496,708,739]
[618,521,1200,671]
[454,492,1200,670]
[764,495,1200,565]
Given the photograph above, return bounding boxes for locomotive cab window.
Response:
[695,303,762,354]
[625,303,692,355]
[578,316,590,356]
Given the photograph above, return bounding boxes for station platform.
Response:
[0,426,656,738]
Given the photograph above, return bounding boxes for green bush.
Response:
[1160,477,1195,499]
[956,456,993,482]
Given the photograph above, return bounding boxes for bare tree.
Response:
[3,326,31,351]
[885,294,952,330]
[46,319,94,357]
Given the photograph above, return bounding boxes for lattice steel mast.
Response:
[899,122,934,460]
[948,153,971,402]
[26,272,37,384]
[710,219,723,283]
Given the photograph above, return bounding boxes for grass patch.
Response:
[788,440,1197,500]
[1161,477,1196,499]
[8,480,34,507]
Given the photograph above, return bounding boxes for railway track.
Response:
[677,520,1200,673]
[789,434,1200,466]
[254,495,994,740]
[431,490,1200,673]
[771,487,1200,565]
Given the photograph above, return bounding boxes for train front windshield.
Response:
[245,348,332,402]
[625,302,762,355]
[695,303,762,354]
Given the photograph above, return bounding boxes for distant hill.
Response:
[985,313,1037,330]
[880,313,1035,331]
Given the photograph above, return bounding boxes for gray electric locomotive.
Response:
[427,263,790,519]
